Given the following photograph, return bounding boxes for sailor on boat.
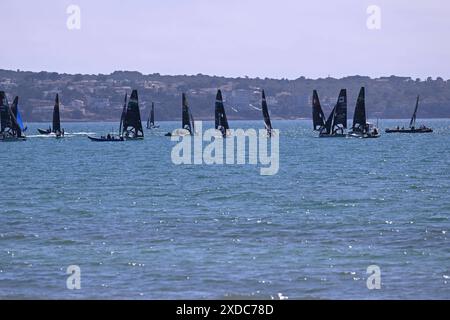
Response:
[88,92,129,142]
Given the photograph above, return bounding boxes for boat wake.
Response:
[69,132,96,136]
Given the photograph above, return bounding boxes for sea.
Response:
[0,119,449,299]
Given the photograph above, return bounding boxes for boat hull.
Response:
[385,128,433,133]
[165,128,192,137]
[319,133,347,138]
[37,128,51,135]
[88,136,124,142]
[348,131,381,139]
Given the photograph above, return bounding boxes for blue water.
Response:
[0,120,449,299]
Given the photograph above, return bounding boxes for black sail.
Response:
[182,93,193,134]
[10,96,22,136]
[146,102,155,129]
[0,91,10,132]
[323,105,336,135]
[409,95,420,128]
[122,90,144,138]
[119,93,127,135]
[52,94,61,133]
[332,89,347,131]
[261,90,273,131]
[215,90,229,130]
[0,92,20,136]
[150,102,155,126]
[312,90,326,130]
[352,87,366,131]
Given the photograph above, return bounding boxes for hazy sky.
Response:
[1,0,449,79]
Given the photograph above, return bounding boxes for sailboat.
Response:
[385,96,433,133]
[121,90,144,139]
[165,93,195,137]
[37,94,65,137]
[10,96,27,136]
[146,102,160,129]
[215,90,230,138]
[317,89,347,138]
[261,90,274,137]
[88,93,127,142]
[0,91,26,141]
[312,90,326,131]
[348,87,380,138]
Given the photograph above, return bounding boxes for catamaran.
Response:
[385,96,433,133]
[261,90,274,137]
[0,91,26,141]
[146,102,159,129]
[313,89,347,138]
[348,87,380,138]
[165,93,195,137]
[37,94,65,137]
[121,90,144,139]
[215,89,230,138]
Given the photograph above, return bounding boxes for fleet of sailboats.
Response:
[313,87,381,138]
[0,87,437,143]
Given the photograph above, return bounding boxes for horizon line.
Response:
[1,68,448,82]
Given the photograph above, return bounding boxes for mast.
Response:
[182,93,193,134]
[52,94,61,133]
[215,90,229,130]
[122,90,144,138]
[352,87,366,131]
[146,102,154,129]
[190,112,195,135]
[312,90,326,130]
[150,102,155,126]
[409,95,420,128]
[261,90,273,132]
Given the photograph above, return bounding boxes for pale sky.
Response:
[1,0,449,79]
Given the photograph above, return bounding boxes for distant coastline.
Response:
[1,69,449,122]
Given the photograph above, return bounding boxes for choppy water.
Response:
[0,120,449,299]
